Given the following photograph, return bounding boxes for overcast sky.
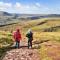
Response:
[0,0,60,14]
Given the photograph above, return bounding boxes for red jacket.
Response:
[13,31,21,42]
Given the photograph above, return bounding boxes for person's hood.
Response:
[27,29,32,33]
[16,29,20,32]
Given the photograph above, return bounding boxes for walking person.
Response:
[13,29,21,48]
[26,29,33,49]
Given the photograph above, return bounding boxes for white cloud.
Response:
[5,3,12,7]
[0,2,12,8]
[35,3,41,7]
[0,2,12,11]
[0,2,58,14]
[15,2,21,8]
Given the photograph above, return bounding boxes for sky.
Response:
[0,0,60,14]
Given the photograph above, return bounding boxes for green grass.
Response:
[38,45,53,60]
[0,31,13,47]
[33,32,60,60]
[0,31,13,60]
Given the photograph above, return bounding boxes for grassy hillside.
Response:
[0,18,60,32]
[0,31,13,59]
[0,18,60,60]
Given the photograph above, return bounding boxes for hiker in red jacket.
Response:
[13,29,21,48]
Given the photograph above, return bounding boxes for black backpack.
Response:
[26,32,33,38]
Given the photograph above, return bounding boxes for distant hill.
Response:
[0,11,60,26]
[0,11,12,16]
[0,11,60,18]
[0,18,60,32]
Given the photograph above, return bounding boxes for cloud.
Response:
[0,2,12,8]
[0,2,12,11]
[0,1,56,14]
[15,2,21,8]
[13,2,41,13]
[35,3,41,7]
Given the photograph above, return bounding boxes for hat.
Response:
[16,29,20,32]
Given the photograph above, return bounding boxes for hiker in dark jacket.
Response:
[26,29,33,49]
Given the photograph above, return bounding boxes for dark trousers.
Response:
[28,38,32,49]
[15,40,20,48]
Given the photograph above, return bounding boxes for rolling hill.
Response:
[0,12,60,60]
[0,18,60,32]
[0,11,60,21]
[0,11,60,32]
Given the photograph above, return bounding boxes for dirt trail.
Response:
[2,40,40,60]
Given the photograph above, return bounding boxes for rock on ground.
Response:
[2,48,40,60]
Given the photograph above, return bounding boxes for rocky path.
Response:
[2,48,40,60]
[2,40,40,60]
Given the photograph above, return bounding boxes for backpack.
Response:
[26,32,33,38]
